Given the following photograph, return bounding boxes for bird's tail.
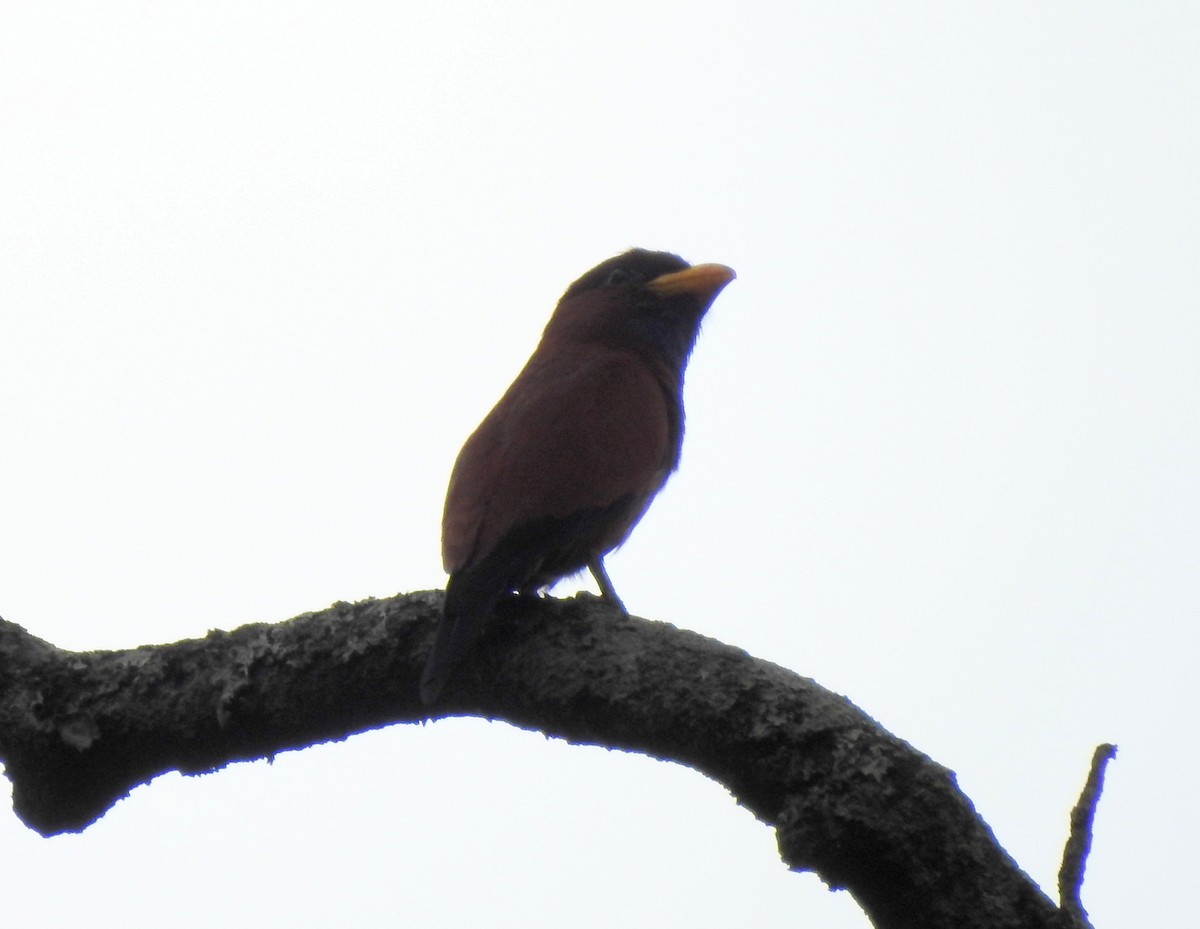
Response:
[419,570,499,704]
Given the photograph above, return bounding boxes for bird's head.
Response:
[543,249,735,374]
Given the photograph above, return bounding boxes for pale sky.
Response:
[2,4,1196,927]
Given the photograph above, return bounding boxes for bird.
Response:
[419,248,735,704]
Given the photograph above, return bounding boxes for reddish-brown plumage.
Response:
[421,248,735,703]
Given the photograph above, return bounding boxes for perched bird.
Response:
[420,248,735,704]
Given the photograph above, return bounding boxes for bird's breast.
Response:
[442,343,679,575]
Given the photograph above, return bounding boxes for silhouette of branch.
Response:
[1058,743,1118,928]
[1,593,1093,929]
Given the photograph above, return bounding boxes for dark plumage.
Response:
[420,248,735,703]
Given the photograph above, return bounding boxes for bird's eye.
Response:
[604,267,635,287]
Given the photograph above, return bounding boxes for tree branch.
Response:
[1,593,1081,929]
[1058,743,1117,928]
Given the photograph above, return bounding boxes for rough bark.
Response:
[1,592,1086,929]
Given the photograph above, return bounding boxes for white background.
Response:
[2,4,1195,927]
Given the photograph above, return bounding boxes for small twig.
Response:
[1058,743,1117,927]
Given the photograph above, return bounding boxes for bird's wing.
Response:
[442,345,672,574]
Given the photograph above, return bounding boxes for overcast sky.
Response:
[2,4,1196,927]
